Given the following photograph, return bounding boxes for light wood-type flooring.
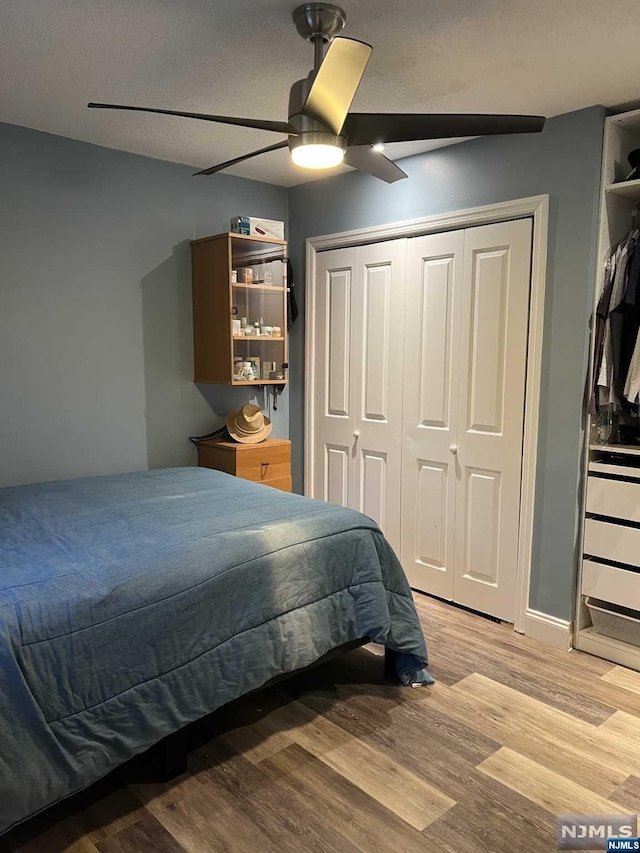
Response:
[3,593,640,853]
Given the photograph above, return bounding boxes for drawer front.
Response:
[584,518,640,568]
[582,559,640,611]
[587,475,640,522]
[198,446,235,475]
[235,445,291,483]
[254,476,292,492]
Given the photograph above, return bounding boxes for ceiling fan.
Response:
[88,2,545,184]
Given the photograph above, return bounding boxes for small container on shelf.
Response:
[262,361,277,379]
[235,361,254,381]
[247,356,261,380]
[237,267,253,284]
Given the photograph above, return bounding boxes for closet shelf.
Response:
[605,179,640,200]
[589,443,640,456]
[232,283,285,292]
[230,379,286,386]
[233,335,285,341]
[589,460,640,478]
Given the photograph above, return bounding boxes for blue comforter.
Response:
[0,467,428,834]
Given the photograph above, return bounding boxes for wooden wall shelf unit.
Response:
[191,232,288,385]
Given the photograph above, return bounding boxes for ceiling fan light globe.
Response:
[289,131,346,170]
[291,143,345,169]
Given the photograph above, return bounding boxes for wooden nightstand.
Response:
[198,438,292,492]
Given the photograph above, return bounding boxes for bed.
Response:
[0,467,428,835]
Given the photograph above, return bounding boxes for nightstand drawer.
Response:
[198,437,291,492]
[235,444,291,482]
[255,476,292,492]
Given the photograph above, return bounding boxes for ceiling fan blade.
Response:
[301,37,372,135]
[344,145,407,183]
[88,103,292,135]
[194,140,289,176]
[343,113,546,146]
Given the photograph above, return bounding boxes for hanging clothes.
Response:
[622,246,640,404]
[597,240,632,409]
[592,228,640,414]
[589,256,615,415]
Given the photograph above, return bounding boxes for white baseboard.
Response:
[524,608,572,650]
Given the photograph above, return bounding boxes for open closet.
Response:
[307,218,533,622]
[577,107,640,670]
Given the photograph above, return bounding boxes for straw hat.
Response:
[226,403,272,444]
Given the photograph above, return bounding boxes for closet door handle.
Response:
[449,445,458,455]
[353,430,360,439]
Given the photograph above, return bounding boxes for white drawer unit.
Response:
[582,559,640,612]
[586,475,640,523]
[584,518,640,567]
[578,444,640,669]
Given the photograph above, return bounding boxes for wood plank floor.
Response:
[4,593,640,853]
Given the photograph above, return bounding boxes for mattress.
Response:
[0,467,428,834]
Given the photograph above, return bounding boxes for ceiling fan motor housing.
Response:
[287,63,347,164]
[292,3,346,43]
[288,75,334,134]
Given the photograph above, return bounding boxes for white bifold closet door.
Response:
[312,240,407,552]
[311,218,532,623]
[401,219,532,621]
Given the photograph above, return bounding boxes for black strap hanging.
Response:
[286,258,299,330]
[188,425,227,448]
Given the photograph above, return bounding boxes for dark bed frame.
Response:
[154,640,395,780]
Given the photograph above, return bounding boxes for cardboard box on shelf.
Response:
[231,216,285,241]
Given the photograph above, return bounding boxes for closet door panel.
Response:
[354,240,407,551]
[401,231,465,598]
[418,256,456,429]
[325,444,350,507]
[415,459,449,568]
[462,467,501,584]
[466,250,508,433]
[360,450,388,529]
[453,219,532,621]
[313,248,359,507]
[362,264,391,421]
[326,269,352,417]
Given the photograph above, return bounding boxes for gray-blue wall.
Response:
[288,106,606,620]
[0,108,605,620]
[0,121,288,488]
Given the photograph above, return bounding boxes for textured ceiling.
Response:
[1,0,639,187]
